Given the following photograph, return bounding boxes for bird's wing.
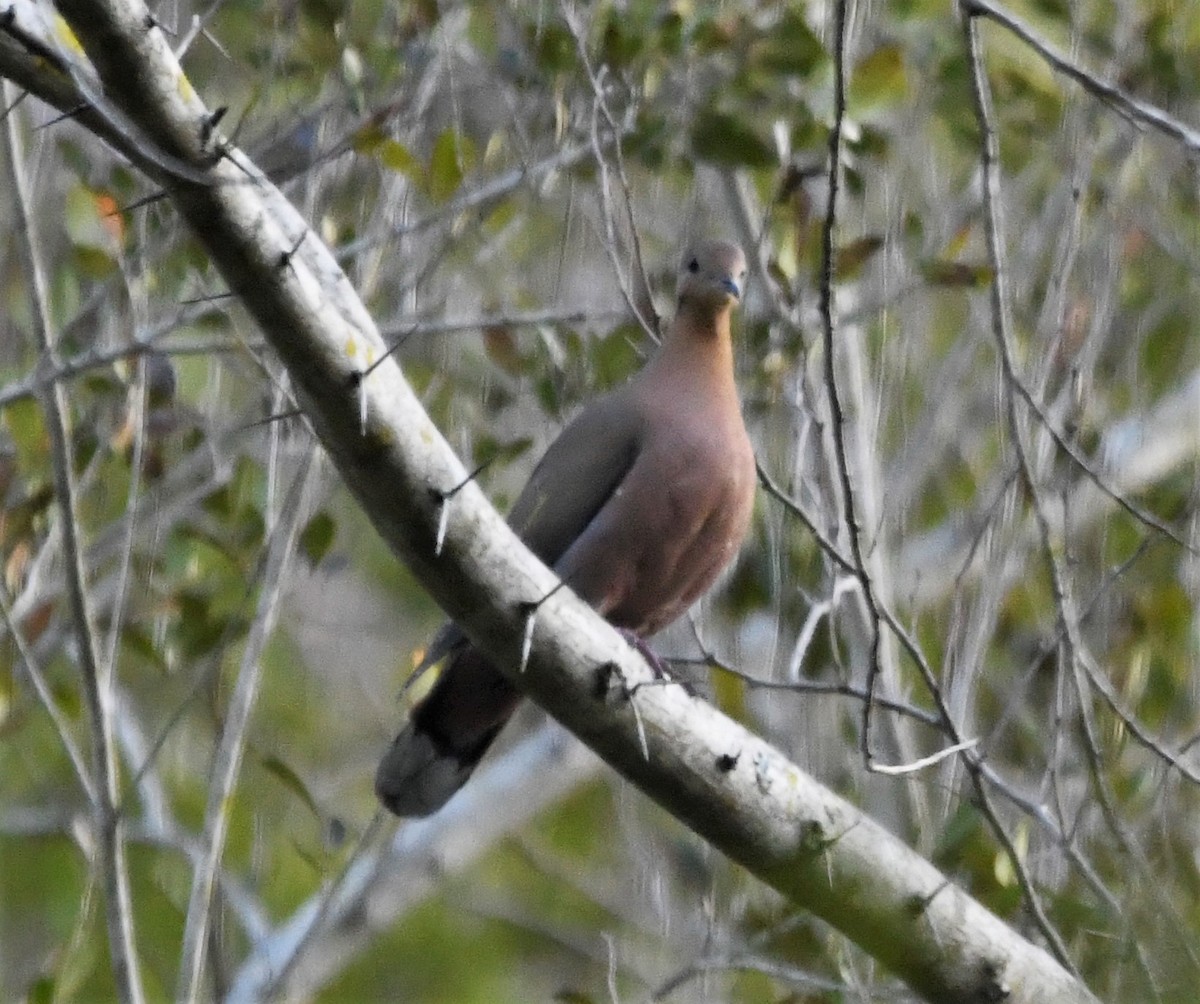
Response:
[506,386,643,565]
[403,387,641,684]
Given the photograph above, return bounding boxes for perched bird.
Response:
[376,239,756,816]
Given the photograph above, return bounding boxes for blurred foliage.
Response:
[2,0,1200,1000]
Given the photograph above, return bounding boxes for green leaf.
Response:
[850,44,908,111]
[1139,310,1189,396]
[601,12,642,67]
[122,624,171,674]
[377,139,423,183]
[835,235,885,279]
[427,130,474,203]
[350,123,386,153]
[173,590,237,658]
[300,0,344,30]
[692,15,738,53]
[933,803,983,865]
[481,324,524,375]
[710,664,747,721]
[849,124,892,160]
[531,23,576,74]
[753,9,826,77]
[72,245,117,279]
[658,11,683,56]
[691,111,775,169]
[473,435,533,469]
[28,976,55,1004]
[3,398,47,473]
[299,511,335,566]
[589,327,641,390]
[262,754,322,821]
[919,259,994,288]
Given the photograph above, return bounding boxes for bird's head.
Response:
[677,239,748,314]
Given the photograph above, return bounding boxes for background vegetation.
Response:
[1,0,1198,999]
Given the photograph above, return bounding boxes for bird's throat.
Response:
[642,307,739,410]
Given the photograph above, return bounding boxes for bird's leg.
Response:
[616,628,673,680]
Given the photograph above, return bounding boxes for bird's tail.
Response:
[375,647,521,816]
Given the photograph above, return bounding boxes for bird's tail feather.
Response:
[375,647,521,816]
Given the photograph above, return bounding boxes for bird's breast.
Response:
[608,418,754,634]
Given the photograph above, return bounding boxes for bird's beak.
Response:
[721,277,742,299]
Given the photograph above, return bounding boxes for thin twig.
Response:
[0,336,242,409]
[103,357,149,679]
[561,3,659,344]
[0,579,96,801]
[756,459,854,574]
[378,306,627,344]
[176,452,316,1002]
[655,952,855,1000]
[247,809,392,997]
[959,12,1081,972]
[681,652,945,732]
[0,305,624,414]
[965,0,1200,154]
[1,78,145,1004]
[1007,362,1192,552]
[348,139,610,253]
[818,0,888,769]
[871,738,979,776]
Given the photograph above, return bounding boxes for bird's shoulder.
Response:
[539,381,645,468]
[506,382,645,559]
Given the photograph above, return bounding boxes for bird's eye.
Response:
[687,258,699,273]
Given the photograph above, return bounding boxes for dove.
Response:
[377,239,755,816]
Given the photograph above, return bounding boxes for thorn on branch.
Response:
[1,85,27,121]
[116,190,168,215]
[361,327,416,380]
[591,658,652,760]
[597,657,664,761]
[592,654,675,705]
[277,230,305,270]
[799,816,858,854]
[512,578,571,671]
[977,959,1010,1002]
[179,290,236,305]
[200,106,227,150]
[593,659,641,705]
[37,104,90,131]
[428,459,496,556]
[519,606,538,673]
[238,408,303,433]
[905,880,951,918]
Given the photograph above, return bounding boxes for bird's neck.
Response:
[648,304,738,394]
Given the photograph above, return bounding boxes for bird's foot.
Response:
[617,628,672,680]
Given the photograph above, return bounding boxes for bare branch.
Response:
[0,576,96,802]
[176,455,317,1002]
[964,0,1200,153]
[0,77,145,1004]
[816,0,893,772]
[960,11,1085,972]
